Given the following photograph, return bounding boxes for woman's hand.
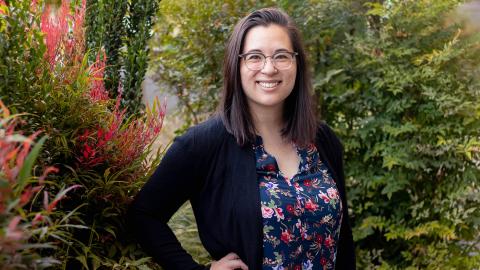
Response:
[210,252,249,270]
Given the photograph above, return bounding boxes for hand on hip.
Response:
[210,252,248,270]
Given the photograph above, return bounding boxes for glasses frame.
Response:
[238,51,298,71]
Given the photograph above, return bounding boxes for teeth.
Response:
[258,82,279,88]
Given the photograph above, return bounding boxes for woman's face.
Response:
[240,24,297,113]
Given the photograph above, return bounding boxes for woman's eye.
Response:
[274,53,289,60]
[246,54,263,61]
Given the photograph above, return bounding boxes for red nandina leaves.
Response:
[40,0,87,68]
[75,96,166,171]
[89,50,109,102]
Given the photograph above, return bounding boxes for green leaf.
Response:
[15,135,47,196]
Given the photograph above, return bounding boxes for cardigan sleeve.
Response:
[128,129,207,270]
[318,124,356,270]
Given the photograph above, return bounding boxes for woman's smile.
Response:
[256,80,282,90]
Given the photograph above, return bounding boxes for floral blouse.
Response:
[254,137,343,270]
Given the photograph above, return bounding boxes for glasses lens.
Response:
[273,52,293,70]
[245,53,264,70]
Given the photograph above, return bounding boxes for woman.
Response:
[129,8,355,270]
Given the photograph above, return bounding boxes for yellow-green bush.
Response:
[150,0,480,268]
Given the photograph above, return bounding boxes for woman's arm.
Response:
[128,131,207,270]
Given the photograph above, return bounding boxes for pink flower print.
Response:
[293,182,303,192]
[327,187,339,200]
[320,257,327,266]
[319,191,330,203]
[305,199,319,212]
[324,234,335,248]
[261,205,274,219]
[275,207,284,221]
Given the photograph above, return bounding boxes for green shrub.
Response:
[85,0,159,117]
[149,0,480,268]
[320,1,480,268]
[0,100,83,269]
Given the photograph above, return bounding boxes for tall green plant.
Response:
[85,0,159,116]
[86,0,128,98]
[0,0,50,122]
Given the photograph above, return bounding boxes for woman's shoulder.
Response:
[315,121,343,153]
[190,115,226,135]
[178,115,230,152]
[316,121,340,141]
[186,115,228,139]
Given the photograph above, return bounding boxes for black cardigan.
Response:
[128,117,355,270]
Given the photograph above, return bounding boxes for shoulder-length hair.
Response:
[219,7,317,147]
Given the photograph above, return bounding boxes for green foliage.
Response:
[85,0,127,96]
[1,1,166,269]
[0,0,50,125]
[85,0,159,116]
[150,0,480,268]
[317,1,480,268]
[0,101,83,269]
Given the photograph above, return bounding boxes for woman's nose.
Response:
[261,57,277,74]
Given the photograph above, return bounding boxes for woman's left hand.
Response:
[210,252,249,270]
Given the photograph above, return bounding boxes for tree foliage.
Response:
[316,0,480,268]
[85,0,159,116]
[150,0,480,268]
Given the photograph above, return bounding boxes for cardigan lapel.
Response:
[229,140,263,270]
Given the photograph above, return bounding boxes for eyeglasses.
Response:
[238,51,298,71]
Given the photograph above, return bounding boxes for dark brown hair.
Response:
[219,8,317,147]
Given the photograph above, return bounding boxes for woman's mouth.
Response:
[257,81,281,89]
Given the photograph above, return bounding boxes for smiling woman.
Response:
[239,24,297,117]
[129,8,356,270]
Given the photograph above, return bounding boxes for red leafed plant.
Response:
[76,95,167,173]
[0,99,81,268]
[2,0,166,268]
[40,0,85,67]
[40,0,109,101]
[88,49,110,102]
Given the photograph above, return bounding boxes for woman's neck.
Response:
[250,104,284,139]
